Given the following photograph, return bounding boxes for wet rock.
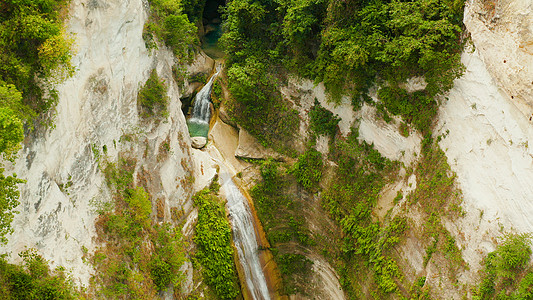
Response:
[191,137,207,149]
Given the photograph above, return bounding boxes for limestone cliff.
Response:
[0,0,201,288]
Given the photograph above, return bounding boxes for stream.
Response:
[220,172,271,300]
[187,67,272,299]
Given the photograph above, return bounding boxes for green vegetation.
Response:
[91,155,186,298]
[309,99,340,138]
[211,79,223,109]
[251,160,314,294]
[290,148,323,192]
[138,69,168,119]
[221,0,464,150]
[474,234,533,299]
[0,249,77,299]
[378,87,437,133]
[0,0,74,115]
[0,0,75,244]
[322,128,405,296]
[225,59,300,155]
[0,85,27,245]
[193,184,240,299]
[144,0,199,62]
[0,170,24,244]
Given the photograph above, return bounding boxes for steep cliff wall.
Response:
[0,0,197,287]
[464,0,533,115]
[436,0,533,275]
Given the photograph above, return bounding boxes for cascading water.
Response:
[187,64,221,138]
[219,171,271,300]
[190,63,271,298]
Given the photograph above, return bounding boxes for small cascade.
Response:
[219,172,271,300]
[187,64,221,138]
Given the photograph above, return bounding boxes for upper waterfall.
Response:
[187,64,221,138]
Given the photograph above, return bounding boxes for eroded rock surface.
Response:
[1,0,194,287]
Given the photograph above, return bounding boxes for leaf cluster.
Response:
[0,0,74,114]
[138,69,169,119]
[474,234,533,299]
[144,0,199,62]
[289,148,323,191]
[0,249,77,299]
[193,187,240,299]
[308,99,340,138]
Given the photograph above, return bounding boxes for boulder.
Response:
[218,104,237,128]
[191,137,207,149]
[235,128,282,160]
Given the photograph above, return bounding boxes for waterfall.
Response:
[220,172,271,300]
[187,64,221,137]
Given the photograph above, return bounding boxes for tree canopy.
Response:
[0,0,74,244]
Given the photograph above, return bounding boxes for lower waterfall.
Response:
[220,171,271,300]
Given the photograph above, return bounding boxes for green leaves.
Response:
[308,99,340,137]
[0,107,23,161]
[0,0,73,113]
[290,148,323,191]
[475,234,533,299]
[193,188,240,299]
[0,170,23,244]
[0,248,77,299]
[138,69,168,119]
[145,0,198,62]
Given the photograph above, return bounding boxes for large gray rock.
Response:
[218,104,237,128]
[191,137,207,149]
[234,128,281,160]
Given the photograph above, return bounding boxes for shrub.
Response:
[308,99,340,137]
[193,188,240,299]
[290,148,323,191]
[378,86,436,133]
[0,249,77,299]
[475,234,533,299]
[138,69,168,119]
[144,0,198,61]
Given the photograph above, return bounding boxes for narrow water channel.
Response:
[187,63,272,299]
[220,172,271,300]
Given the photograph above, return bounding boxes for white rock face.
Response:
[465,0,533,116]
[0,0,194,287]
[357,104,422,166]
[438,49,533,269]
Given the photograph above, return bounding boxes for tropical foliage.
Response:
[0,0,74,245]
[193,185,240,299]
[0,249,77,299]
[145,0,199,62]
[221,0,465,149]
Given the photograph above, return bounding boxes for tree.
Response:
[0,170,24,244]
